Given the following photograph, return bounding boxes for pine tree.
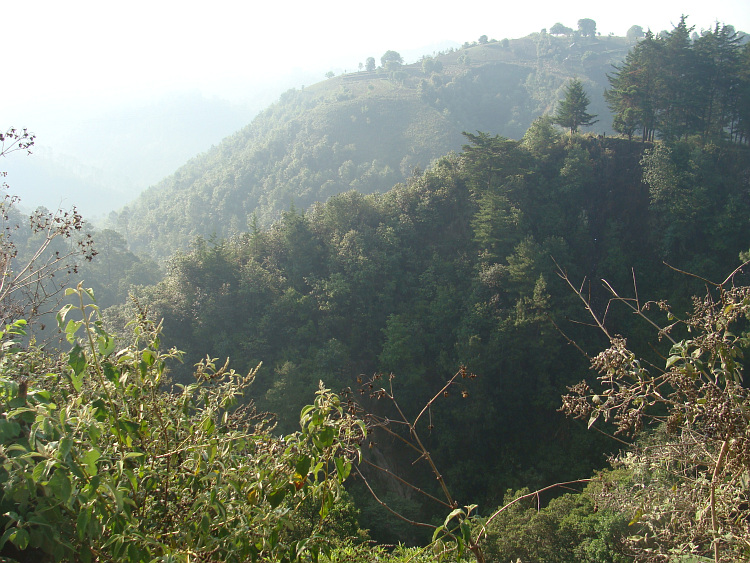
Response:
[605,31,663,142]
[553,79,598,136]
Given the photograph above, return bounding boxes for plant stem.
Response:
[711,439,729,563]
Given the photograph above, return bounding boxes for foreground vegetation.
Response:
[1,16,750,562]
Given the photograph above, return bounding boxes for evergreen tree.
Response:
[605,31,663,142]
[553,79,598,135]
[693,23,743,142]
[659,15,698,140]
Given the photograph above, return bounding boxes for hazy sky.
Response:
[2,0,749,219]
[5,0,749,117]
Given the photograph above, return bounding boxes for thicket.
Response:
[0,286,364,561]
[126,123,750,551]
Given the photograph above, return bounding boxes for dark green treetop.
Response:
[553,79,598,135]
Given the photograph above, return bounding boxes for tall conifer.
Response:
[553,79,598,136]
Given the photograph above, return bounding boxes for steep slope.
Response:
[123,33,631,258]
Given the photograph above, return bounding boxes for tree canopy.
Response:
[577,18,597,37]
[553,79,598,134]
[550,22,573,36]
[606,16,750,143]
[380,50,403,69]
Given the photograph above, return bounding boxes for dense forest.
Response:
[1,16,750,563]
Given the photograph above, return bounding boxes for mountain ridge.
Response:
[120,33,632,258]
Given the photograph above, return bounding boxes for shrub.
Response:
[0,285,364,562]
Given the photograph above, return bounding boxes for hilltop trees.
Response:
[626,25,644,43]
[553,79,598,135]
[550,22,573,36]
[606,16,750,143]
[380,50,403,70]
[577,18,597,38]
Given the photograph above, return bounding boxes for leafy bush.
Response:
[0,285,364,562]
[479,485,632,562]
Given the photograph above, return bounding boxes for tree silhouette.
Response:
[553,79,598,135]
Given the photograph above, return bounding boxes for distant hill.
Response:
[122,33,632,258]
[4,91,268,219]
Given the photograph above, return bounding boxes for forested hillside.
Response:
[126,125,750,544]
[120,32,631,258]
[2,18,750,563]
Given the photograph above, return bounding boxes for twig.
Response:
[360,458,452,509]
[353,466,437,530]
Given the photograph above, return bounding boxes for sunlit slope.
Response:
[124,34,629,258]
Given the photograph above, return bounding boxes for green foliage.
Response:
[626,25,645,43]
[0,286,363,561]
[607,17,749,143]
[421,56,443,75]
[134,129,750,548]
[560,269,750,561]
[550,23,573,36]
[553,79,598,135]
[480,486,632,562]
[380,51,403,69]
[76,228,162,309]
[578,19,597,38]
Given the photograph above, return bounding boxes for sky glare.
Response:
[5,0,749,115]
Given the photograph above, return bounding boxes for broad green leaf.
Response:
[142,349,155,367]
[295,455,312,481]
[8,528,29,550]
[117,419,139,438]
[58,436,73,460]
[91,399,108,422]
[56,303,75,328]
[102,362,118,384]
[77,507,91,540]
[49,468,72,504]
[628,507,644,526]
[0,419,21,442]
[200,514,210,535]
[67,345,86,390]
[443,508,464,526]
[97,335,115,357]
[587,411,599,429]
[64,319,83,344]
[666,355,681,369]
[267,488,287,508]
[5,407,37,420]
[82,448,101,476]
[32,460,47,483]
[334,457,351,482]
[103,479,124,512]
